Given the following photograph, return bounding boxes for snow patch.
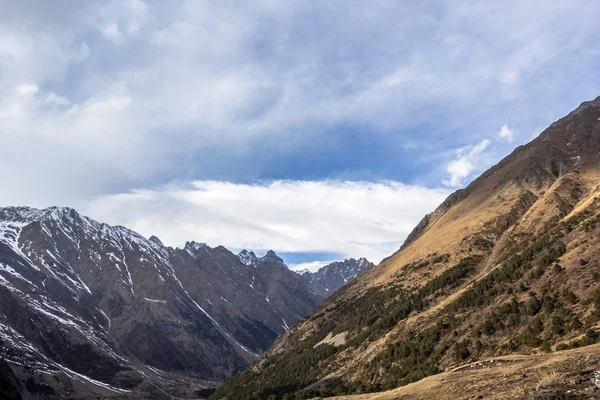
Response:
[144,297,167,304]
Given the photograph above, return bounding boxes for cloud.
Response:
[102,22,122,41]
[288,260,335,273]
[44,92,70,107]
[15,83,39,96]
[443,139,491,187]
[0,0,599,261]
[97,0,149,43]
[498,125,514,143]
[81,180,450,263]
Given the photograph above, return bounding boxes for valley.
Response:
[214,97,600,399]
[2,2,599,399]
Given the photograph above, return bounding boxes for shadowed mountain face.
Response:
[0,208,324,398]
[215,97,600,400]
[297,258,374,294]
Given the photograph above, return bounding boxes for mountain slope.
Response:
[298,258,375,294]
[0,207,324,398]
[327,343,600,400]
[214,96,600,399]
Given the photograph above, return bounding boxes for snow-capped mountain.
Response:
[298,258,374,294]
[0,206,324,398]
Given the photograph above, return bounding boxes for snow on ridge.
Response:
[1,205,171,282]
[184,241,209,252]
[26,295,127,363]
[0,273,23,294]
[238,249,258,266]
[0,206,262,357]
[58,365,132,394]
[0,321,54,372]
[0,319,130,391]
[295,257,375,292]
[0,205,178,302]
[169,267,259,359]
[144,297,167,304]
[0,220,31,256]
[0,206,168,257]
[233,340,259,358]
[0,263,37,288]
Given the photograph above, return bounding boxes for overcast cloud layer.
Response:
[83,180,449,263]
[1,1,599,264]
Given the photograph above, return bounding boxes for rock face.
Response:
[0,207,324,398]
[298,258,374,294]
[215,97,600,400]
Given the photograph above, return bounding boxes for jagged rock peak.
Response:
[238,249,259,266]
[184,240,209,252]
[0,205,79,222]
[297,257,375,294]
[149,235,163,246]
[261,250,284,264]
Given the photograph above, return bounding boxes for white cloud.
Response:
[0,0,598,219]
[102,23,122,41]
[15,83,39,96]
[98,0,149,43]
[81,180,450,263]
[124,0,149,35]
[498,125,514,143]
[444,158,475,188]
[443,139,491,187]
[44,92,70,107]
[288,261,335,273]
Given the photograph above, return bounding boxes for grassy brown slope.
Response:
[327,343,600,400]
[213,96,600,400]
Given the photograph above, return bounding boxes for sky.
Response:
[1,1,600,270]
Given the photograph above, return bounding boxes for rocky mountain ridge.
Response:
[0,206,325,398]
[297,258,375,294]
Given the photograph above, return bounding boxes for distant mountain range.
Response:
[0,207,330,398]
[296,258,374,294]
[215,97,600,399]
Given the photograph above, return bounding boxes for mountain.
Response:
[297,258,374,294]
[214,96,600,400]
[0,207,324,399]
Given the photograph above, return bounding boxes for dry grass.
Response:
[535,369,560,386]
[326,344,600,400]
[495,385,527,400]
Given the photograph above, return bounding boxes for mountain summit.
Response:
[298,258,374,294]
[238,249,259,266]
[215,97,600,399]
[261,250,284,264]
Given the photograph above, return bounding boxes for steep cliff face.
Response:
[215,96,600,400]
[0,207,324,398]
